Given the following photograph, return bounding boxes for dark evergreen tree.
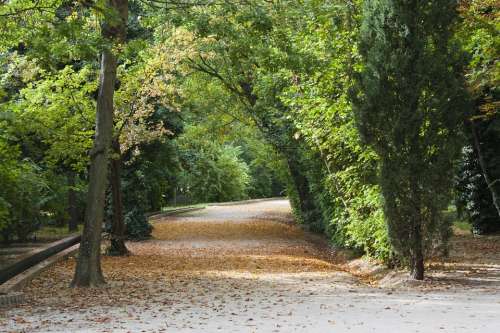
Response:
[353,0,468,279]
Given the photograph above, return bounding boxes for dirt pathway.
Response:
[2,200,500,332]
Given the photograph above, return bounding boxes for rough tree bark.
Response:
[410,223,424,280]
[71,0,128,287]
[409,143,425,281]
[107,138,129,256]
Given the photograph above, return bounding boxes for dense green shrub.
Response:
[272,1,392,261]
[123,208,152,240]
[0,140,47,242]
[119,165,154,240]
[177,126,250,203]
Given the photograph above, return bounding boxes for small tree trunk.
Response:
[410,251,424,280]
[288,161,313,210]
[410,224,424,280]
[107,139,129,256]
[68,171,79,233]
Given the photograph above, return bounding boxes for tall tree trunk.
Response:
[107,139,129,256]
[68,171,79,232]
[409,143,425,281]
[471,121,500,219]
[72,0,128,287]
[71,48,116,287]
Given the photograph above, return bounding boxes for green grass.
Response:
[443,205,472,234]
[453,220,472,233]
[34,225,83,240]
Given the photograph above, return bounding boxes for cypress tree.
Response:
[353,0,468,279]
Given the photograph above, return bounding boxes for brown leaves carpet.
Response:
[12,201,346,310]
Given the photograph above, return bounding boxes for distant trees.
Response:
[178,131,250,203]
[353,0,468,279]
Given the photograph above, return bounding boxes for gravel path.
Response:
[2,199,500,332]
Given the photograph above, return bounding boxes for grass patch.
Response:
[453,220,472,233]
[443,205,472,235]
[34,225,83,240]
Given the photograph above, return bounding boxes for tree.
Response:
[72,0,128,287]
[106,26,190,254]
[353,0,468,279]
[182,1,325,230]
[0,52,96,239]
[455,0,500,232]
[281,0,391,260]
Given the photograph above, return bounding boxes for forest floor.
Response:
[1,199,500,332]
